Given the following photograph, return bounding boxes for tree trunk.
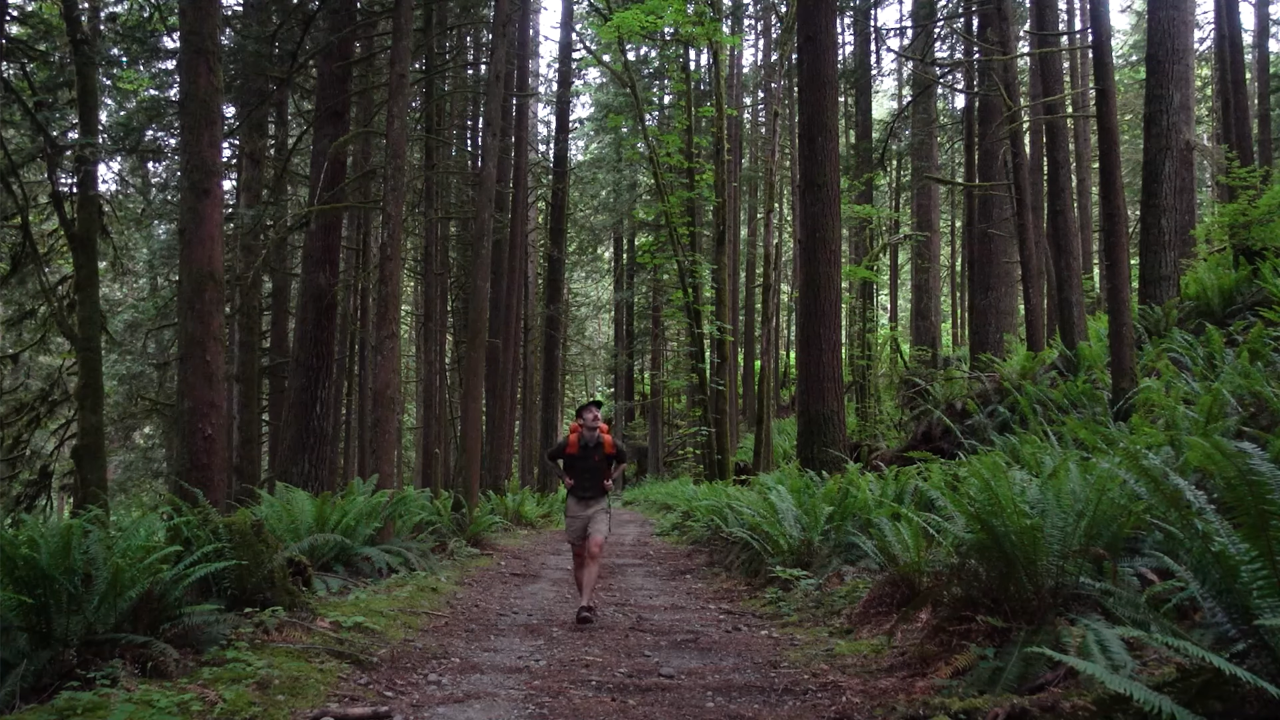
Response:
[1139,0,1196,307]
[511,0,538,486]
[853,0,875,423]
[538,0,573,493]
[995,0,1044,354]
[419,0,443,490]
[460,0,514,508]
[265,80,292,482]
[279,0,357,494]
[1260,0,1274,171]
[971,0,1020,364]
[1068,0,1095,304]
[1090,0,1137,418]
[613,222,626,431]
[795,0,846,474]
[177,0,229,510]
[743,72,759,440]
[753,0,779,473]
[648,268,665,479]
[231,0,271,504]
[728,0,745,451]
[62,0,109,514]
[909,0,941,367]
[351,30,377,483]
[711,0,733,482]
[1029,55,1053,341]
[1216,0,1255,175]
[960,5,975,351]
[371,0,413,490]
[1031,0,1086,356]
[625,223,637,433]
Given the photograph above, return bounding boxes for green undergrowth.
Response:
[5,552,483,720]
[1,476,560,716]
[626,250,1280,719]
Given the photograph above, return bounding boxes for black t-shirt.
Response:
[546,433,628,500]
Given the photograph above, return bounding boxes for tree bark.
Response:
[371,0,413,490]
[510,0,538,486]
[753,0,780,473]
[648,267,665,479]
[538,0,573,493]
[1068,0,1095,303]
[62,0,109,513]
[177,0,229,510]
[280,0,356,494]
[419,0,443,490]
[1029,54,1054,341]
[711,0,733,482]
[960,5,975,351]
[1260,0,1274,171]
[1031,0,1086,356]
[461,0,514,508]
[1139,0,1196,307]
[795,0,846,474]
[909,0,941,367]
[1090,0,1137,418]
[1216,0,1255,177]
[484,7,521,492]
[265,78,292,483]
[971,0,1020,364]
[995,0,1044,354]
[232,0,271,504]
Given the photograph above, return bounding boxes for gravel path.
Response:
[316,508,866,719]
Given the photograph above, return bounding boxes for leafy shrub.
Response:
[481,480,563,529]
[0,510,236,707]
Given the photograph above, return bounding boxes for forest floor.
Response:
[305,508,933,720]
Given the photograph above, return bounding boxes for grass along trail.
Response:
[314,507,872,720]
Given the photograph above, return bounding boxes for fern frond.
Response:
[1028,648,1203,720]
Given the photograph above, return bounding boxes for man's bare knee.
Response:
[585,536,606,560]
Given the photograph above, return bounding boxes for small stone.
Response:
[355,676,371,686]
[642,650,653,657]
[706,702,715,708]
[658,667,677,679]
[393,716,405,720]
[735,624,747,632]
[382,690,396,699]
[627,699,637,705]
[441,678,451,686]
[427,673,441,683]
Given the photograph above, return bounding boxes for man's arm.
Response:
[608,442,628,485]
[545,438,570,484]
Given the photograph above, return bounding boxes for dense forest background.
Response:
[5,0,1280,717]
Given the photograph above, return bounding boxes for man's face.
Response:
[578,406,602,429]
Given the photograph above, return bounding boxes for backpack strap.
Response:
[565,432,616,457]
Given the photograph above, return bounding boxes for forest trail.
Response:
[315,508,868,720]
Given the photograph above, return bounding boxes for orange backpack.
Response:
[566,430,616,457]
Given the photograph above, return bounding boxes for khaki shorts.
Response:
[565,494,610,546]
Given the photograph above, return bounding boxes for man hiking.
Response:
[545,399,627,625]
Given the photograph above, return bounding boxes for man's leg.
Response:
[571,542,585,596]
[578,534,606,608]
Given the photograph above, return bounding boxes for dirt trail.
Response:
[321,508,868,719]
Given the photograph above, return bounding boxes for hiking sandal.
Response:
[575,605,595,625]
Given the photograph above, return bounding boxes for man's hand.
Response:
[562,475,574,489]
[603,478,614,492]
